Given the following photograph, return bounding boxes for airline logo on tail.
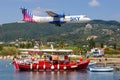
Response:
[21,8,35,22]
[20,8,91,26]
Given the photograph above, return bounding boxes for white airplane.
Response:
[21,8,91,26]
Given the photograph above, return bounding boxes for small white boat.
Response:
[89,66,114,72]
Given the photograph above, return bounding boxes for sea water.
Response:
[0,60,120,80]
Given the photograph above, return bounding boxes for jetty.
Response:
[90,58,120,72]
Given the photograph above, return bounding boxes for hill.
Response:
[0,20,120,47]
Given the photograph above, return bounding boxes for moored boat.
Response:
[13,59,90,71]
[13,49,90,71]
[89,66,114,72]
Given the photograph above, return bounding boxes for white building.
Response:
[91,48,104,57]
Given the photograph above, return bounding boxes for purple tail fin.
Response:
[21,8,35,22]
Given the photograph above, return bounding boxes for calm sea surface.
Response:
[0,60,120,80]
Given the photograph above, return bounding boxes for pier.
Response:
[96,62,120,72]
[94,62,120,73]
[90,58,120,72]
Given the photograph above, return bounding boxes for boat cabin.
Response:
[19,48,73,61]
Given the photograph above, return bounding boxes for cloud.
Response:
[89,0,100,7]
[32,7,41,16]
[32,7,55,16]
[32,7,48,16]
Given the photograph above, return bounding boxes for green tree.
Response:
[59,41,65,48]
[113,44,117,49]
[88,38,95,49]
[72,47,82,55]
[1,46,20,55]
[100,43,104,48]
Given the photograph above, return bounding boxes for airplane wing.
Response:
[46,11,58,17]
[46,11,65,26]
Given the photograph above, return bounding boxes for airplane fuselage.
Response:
[32,15,91,24]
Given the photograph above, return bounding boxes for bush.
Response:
[104,48,120,54]
[1,46,20,55]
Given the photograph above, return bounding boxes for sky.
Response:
[0,0,120,24]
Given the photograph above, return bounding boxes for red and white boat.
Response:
[13,49,90,71]
[14,59,90,71]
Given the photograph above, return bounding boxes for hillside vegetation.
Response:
[0,20,120,47]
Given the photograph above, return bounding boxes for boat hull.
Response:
[13,60,90,71]
[89,67,114,72]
